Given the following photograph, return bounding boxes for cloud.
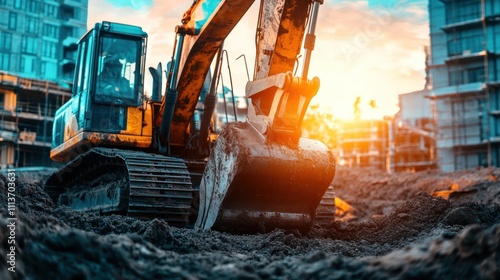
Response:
[309,0,429,119]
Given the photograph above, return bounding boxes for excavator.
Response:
[45,0,336,232]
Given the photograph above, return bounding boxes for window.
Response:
[42,41,57,58]
[447,29,483,56]
[26,17,39,34]
[467,67,485,83]
[73,8,86,21]
[95,35,142,105]
[74,39,87,95]
[449,69,464,86]
[83,37,93,91]
[43,24,59,38]
[61,26,74,39]
[0,32,12,50]
[41,61,57,79]
[21,37,38,54]
[60,6,74,21]
[27,0,39,13]
[449,66,485,86]
[445,0,481,24]
[0,11,7,26]
[8,12,17,31]
[74,8,81,21]
[20,56,38,74]
[73,35,94,92]
[0,52,9,70]
[44,3,58,18]
[14,0,24,9]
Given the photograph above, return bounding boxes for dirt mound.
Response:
[1,168,499,279]
[332,167,500,223]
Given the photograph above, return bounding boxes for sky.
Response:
[88,0,430,120]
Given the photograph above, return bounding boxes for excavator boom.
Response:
[155,0,255,147]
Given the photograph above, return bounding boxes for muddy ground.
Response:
[1,167,499,279]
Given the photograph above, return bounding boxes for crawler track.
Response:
[45,148,193,226]
[315,185,336,226]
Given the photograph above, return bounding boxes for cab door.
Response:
[67,32,94,138]
[89,33,144,134]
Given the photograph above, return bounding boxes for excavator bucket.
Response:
[195,122,336,232]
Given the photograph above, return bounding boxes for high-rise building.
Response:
[0,0,87,168]
[0,0,88,82]
[428,0,500,171]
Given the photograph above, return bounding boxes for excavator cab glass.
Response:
[94,35,142,106]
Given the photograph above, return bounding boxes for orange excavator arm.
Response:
[154,0,254,149]
[155,0,322,150]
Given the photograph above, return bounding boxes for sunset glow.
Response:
[88,0,429,120]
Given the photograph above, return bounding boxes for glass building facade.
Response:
[0,0,88,83]
[0,0,87,168]
[429,0,500,171]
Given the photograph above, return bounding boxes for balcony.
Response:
[15,101,57,120]
[62,36,79,48]
[432,82,485,97]
[19,131,37,142]
[445,50,486,64]
[15,131,51,147]
[441,18,483,32]
[486,15,500,23]
[0,128,17,142]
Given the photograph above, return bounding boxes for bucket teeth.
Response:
[195,122,336,232]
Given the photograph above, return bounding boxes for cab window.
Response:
[94,35,141,105]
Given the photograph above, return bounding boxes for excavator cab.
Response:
[45,23,197,224]
[50,22,149,161]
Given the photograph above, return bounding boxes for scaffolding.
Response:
[392,120,437,172]
[336,120,389,170]
[0,72,71,168]
[335,118,437,172]
[430,0,498,171]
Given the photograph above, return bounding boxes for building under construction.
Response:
[336,87,436,172]
[0,72,70,168]
[336,118,436,173]
[339,0,500,173]
[429,0,500,171]
[0,0,88,82]
[336,120,389,170]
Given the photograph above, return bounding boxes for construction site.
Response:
[0,72,71,168]
[1,0,500,279]
[334,117,437,172]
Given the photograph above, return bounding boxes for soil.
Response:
[1,166,499,279]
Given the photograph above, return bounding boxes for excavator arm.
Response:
[154,0,255,149]
[163,0,336,232]
[155,0,322,148]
